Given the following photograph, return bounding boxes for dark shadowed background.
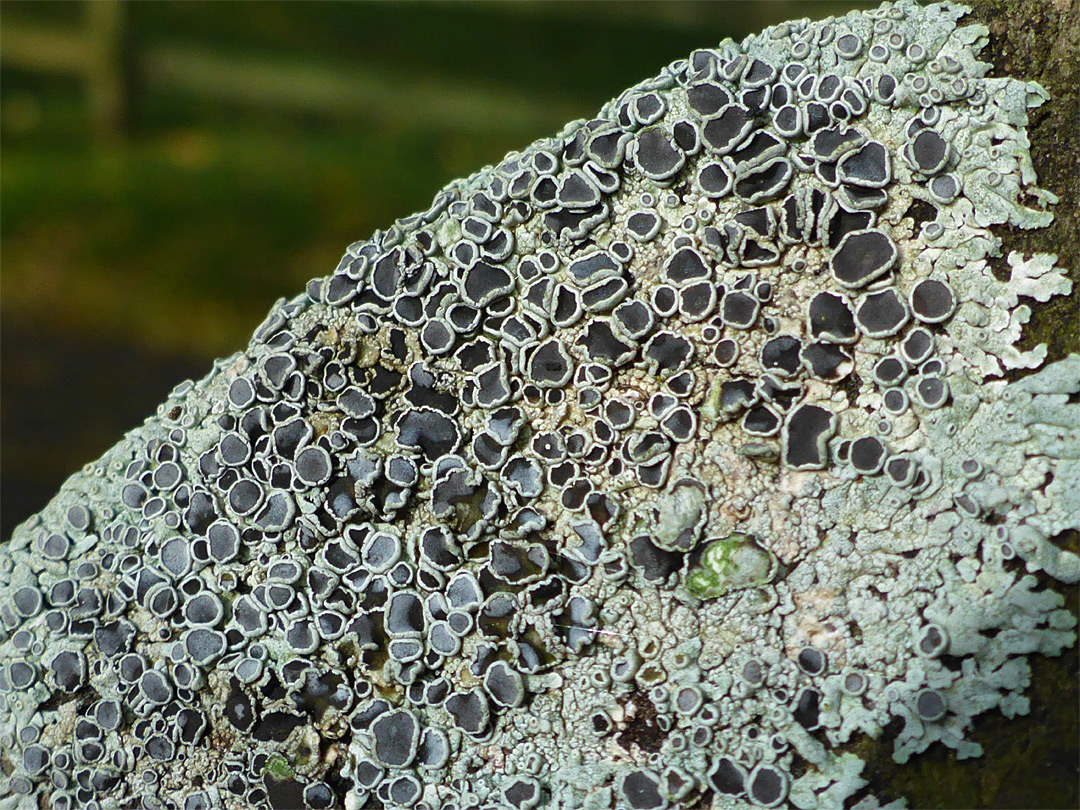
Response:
[0,0,874,537]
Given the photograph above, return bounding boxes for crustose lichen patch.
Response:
[1,2,1077,809]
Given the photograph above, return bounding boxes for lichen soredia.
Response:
[1,2,1077,809]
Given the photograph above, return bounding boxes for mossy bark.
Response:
[856,2,1079,808]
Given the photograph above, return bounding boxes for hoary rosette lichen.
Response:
[1,2,1076,809]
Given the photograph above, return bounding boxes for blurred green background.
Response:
[0,0,872,537]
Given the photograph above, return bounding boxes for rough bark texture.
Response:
[977,0,1080,366]
[857,2,1079,808]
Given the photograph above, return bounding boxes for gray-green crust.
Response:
[1,2,1076,809]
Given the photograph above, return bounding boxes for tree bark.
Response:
[971,0,1079,365]
[855,3,1078,807]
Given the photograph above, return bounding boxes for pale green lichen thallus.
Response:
[1,2,1077,809]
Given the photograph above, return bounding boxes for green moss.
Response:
[685,533,776,599]
[263,753,293,781]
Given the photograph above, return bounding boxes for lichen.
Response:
[265,754,295,781]
[1,2,1077,809]
[685,534,777,600]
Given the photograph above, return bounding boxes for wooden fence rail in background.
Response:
[138,44,584,135]
[1,0,128,139]
[0,0,585,139]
